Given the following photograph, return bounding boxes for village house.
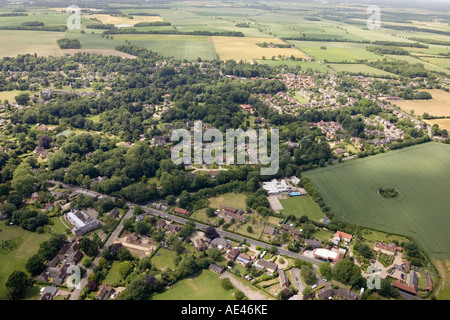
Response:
[236,253,252,267]
[192,238,208,251]
[209,263,225,274]
[209,237,231,250]
[332,231,353,245]
[254,259,278,274]
[313,248,345,263]
[227,248,241,260]
[96,284,114,300]
[374,242,397,255]
[174,207,190,216]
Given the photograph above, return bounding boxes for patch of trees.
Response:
[105,28,244,37]
[372,41,427,48]
[57,39,82,49]
[0,22,67,32]
[366,45,410,56]
[235,23,250,28]
[0,12,28,17]
[86,23,115,29]
[134,21,171,27]
[367,59,429,78]
[399,88,432,100]
[257,42,291,48]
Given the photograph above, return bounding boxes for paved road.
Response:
[69,207,134,300]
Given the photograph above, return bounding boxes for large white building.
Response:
[262,179,291,195]
[65,209,101,236]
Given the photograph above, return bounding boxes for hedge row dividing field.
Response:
[305,142,450,259]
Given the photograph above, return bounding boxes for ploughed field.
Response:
[305,142,450,259]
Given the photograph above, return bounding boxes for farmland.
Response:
[305,142,450,259]
[328,63,398,77]
[212,36,307,62]
[113,34,218,61]
[394,89,450,117]
[426,119,450,131]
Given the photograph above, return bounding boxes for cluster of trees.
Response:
[367,59,430,78]
[134,21,171,27]
[366,45,410,56]
[104,28,244,37]
[57,39,82,49]
[0,21,66,32]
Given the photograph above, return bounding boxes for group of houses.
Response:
[216,205,246,223]
[226,247,279,275]
[64,208,102,236]
[36,239,83,286]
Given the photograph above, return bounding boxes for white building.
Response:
[262,179,291,195]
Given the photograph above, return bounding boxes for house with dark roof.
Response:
[236,253,252,267]
[209,263,225,274]
[254,259,278,274]
[227,248,240,260]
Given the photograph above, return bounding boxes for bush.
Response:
[221,278,234,290]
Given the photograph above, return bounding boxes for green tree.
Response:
[332,259,362,286]
[11,162,35,197]
[118,261,134,279]
[300,265,317,285]
[25,254,46,276]
[318,262,332,280]
[5,271,32,299]
[14,92,30,105]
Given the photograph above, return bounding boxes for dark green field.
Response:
[305,142,450,259]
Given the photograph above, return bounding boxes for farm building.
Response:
[313,248,345,263]
[262,179,291,195]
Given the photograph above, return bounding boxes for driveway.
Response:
[219,272,272,300]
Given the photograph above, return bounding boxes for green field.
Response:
[280,195,325,222]
[0,30,64,57]
[151,270,235,300]
[256,59,329,72]
[0,221,52,298]
[150,247,177,271]
[113,34,218,60]
[305,142,450,259]
[386,54,450,75]
[328,63,398,77]
[103,261,123,286]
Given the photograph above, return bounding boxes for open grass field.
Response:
[394,89,450,117]
[422,57,450,69]
[425,118,450,131]
[256,59,329,72]
[150,247,177,271]
[305,142,450,259]
[385,54,450,76]
[279,195,325,222]
[151,270,235,300]
[328,63,398,77]
[0,30,64,57]
[103,261,123,286]
[295,46,383,63]
[88,14,162,26]
[113,34,218,60]
[0,89,34,103]
[0,221,52,298]
[212,37,307,62]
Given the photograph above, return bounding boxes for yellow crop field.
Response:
[426,119,450,130]
[89,14,162,26]
[212,36,307,62]
[394,89,450,117]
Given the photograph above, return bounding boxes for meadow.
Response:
[0,30,64,57]
[394,89,450,117]
[328,63,398,77]
[88,14,162,26]
[305,142,450,259]
[280,195,325,222]
[0,221,52,298]
[294,45,383,63]
[113,34,218,61]
[151,270,235,300]
[256,59,329,72]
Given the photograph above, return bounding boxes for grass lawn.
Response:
[103,261,123,286]
[280,195,325,222]
[48,216,69,234]
[151,247,177,271]
[151,270,235,300]
[0,221,52,298]
[305,142,450,259]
